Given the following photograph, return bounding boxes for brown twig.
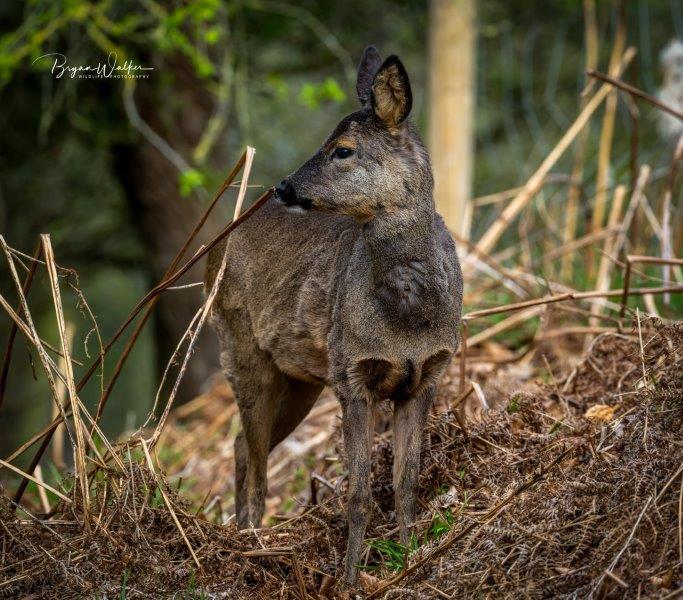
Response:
[586,69,683,122]
[94,149,249,426]
[140,438,200,568]
[618,255,683,321]
[591,4,626,273]
[7,182,272,502]
[41,236,90,524]
[458,321,468,393]
[290,551,308,600]
[465,285,683,322]
[0,243,42,410]
[0,459,71,504]
[474,47,636,255]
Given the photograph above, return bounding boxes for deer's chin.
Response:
[284,204,310,215]
[276,194,314,213]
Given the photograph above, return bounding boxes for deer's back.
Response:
[206,198,358,383]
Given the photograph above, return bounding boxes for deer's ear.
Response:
[371,55,412,129]
[357,45,383,107]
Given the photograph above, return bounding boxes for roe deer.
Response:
[206,45,463,585]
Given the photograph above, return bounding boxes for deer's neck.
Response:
[361,203,441,318]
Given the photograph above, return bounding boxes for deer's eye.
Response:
[333,147,354,159]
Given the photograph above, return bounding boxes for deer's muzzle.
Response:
[275,179,312,211]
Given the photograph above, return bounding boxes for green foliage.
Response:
[184,569,207,599]
[297,77,346,109]
[178,169,206,197]
[434,483,449,495]
[203,26,222,45]
[507,394,522,414]
[266,73,290,102]
[428,507,455,540]
[119,569,129,600]
[150,486,164,508]
[364,506,459,573]
[365,536,418,572]
[548,420,563,435]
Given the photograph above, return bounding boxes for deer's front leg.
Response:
[393,385,435,545]
[340,392,374,585]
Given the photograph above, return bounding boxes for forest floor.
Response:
[2,317,681,599]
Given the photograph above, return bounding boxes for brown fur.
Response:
[205,46,463,586]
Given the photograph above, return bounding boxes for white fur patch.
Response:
[285,205,310,215]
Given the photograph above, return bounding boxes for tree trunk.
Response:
[114,59,222,404]
[429,0,477,240]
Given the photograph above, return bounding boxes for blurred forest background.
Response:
[1,0,682,457]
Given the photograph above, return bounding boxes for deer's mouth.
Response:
[274,180,313,212]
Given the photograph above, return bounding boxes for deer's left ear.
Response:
[371,55,412,129]
[357,45,383,107]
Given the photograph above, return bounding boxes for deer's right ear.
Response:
[356,45,383,107]
[371,55,413,129]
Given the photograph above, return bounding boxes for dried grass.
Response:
[1,319,680,599]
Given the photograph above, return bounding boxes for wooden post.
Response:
[429,0,476,240]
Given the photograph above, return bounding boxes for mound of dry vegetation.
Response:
[2,318,681,599]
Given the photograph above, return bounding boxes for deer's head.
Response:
[275,46,432,222]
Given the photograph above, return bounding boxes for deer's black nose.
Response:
[275,179,297,205]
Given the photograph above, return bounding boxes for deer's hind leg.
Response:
[214,308,321,528]
[393,385,436,545]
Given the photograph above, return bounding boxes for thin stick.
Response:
[459,321,468,393]
[450,382,474,412]
[464,284,683,322]
[0,458,71,504]
[144,147,256,448]
[94,149,249,424]
[33,464,52,514]
[589,6,626,239]
[140,438,200,568]
[233,147,255,221]
[0,243,42,410]
[42,235,90,523]
[619,258,632,321]
[52,323,74,469]
[612,165,651,261]
[455,231,529,298]
[662,135,683,304]
[591,2,626,265]
[586,69,683,122]
[466,306,544,347]
[452,373,471,437]
[8,183,272,488]
[655,462,683,504]
[475,47,636,255]
[539,326,628,340]
[593,496,653,594]
[0,242,81,504]
[591,185,627,327]
[472,185,524,207]
[562,0,597,280]
[465,294,572,320]
[536,228,615,266]
[625,255,683,267]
